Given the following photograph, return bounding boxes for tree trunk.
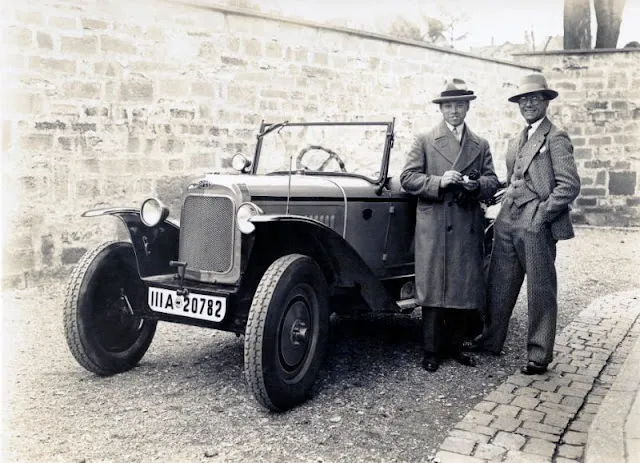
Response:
[594,0,626,48]
[564,0,592,49]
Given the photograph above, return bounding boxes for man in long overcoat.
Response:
[400,78,499,372]
[476,74,580,375]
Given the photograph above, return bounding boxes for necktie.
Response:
[453,126,460,143]
[519,125,532,150]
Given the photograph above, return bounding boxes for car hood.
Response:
[197,173,378,200]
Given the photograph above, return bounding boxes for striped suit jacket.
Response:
[505,117,581,240]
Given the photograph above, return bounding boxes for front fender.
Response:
[250,214,399,313]
[82,208,179,278]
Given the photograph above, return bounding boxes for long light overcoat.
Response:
[400,121,499,309]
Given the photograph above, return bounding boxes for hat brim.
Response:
[432,95,477,104]
[508,88,558,103]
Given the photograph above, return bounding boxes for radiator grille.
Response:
[179,195,235,273]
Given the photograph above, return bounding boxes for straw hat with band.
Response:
[508,74,558,103]
[432,78,477,104]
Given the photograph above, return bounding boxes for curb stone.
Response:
[434,290,640,463]
[585,330,640,463]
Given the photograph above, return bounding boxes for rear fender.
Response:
[249,215,399,313]
[82,208,179,278]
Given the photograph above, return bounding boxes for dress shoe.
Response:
[462,339,483,352]
[422,354,439,372]
[455,352,477,367]
[520,361,548,375]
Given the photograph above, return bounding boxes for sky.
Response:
[253,0,640,51]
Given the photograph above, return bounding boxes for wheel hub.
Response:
[279,297,312,371]
[290,320,309,344]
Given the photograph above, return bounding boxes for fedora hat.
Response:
[508,74,559,102]
[432,78,477,104]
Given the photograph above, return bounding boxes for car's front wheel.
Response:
[63,241,157,376]
[244,254,329,411]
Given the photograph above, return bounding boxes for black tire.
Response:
[244,254,329,411]
[63,241,157,376]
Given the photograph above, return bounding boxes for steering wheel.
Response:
[295,145,347,173]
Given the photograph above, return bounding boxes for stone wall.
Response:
[515,49,640,227]
[1,0,540,288]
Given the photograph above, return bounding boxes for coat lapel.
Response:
[519,118,552,174]
[431,121,458,165]
[452,125,481,173]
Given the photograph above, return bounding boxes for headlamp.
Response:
[140,198,170,227]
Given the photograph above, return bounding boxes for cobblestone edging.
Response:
[434,290,640,463]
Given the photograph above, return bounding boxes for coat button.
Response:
[447,226,453,232]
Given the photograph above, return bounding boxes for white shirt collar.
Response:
[528,117,546,136]
[445,121,465,140]
[445,121,465,133]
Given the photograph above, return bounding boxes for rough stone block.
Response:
[519,409,545,423]
[473,400,498,413]
[492,431,526,450]
[440,436,476,455]
[61,247,87,265]
[511,396,540,410]
[542,411,571,429]
[82,19,109,30]
[473,443,507,460]
[455,421,497,437]
[36,32,53,49]
[515,427,560,442]
[494,404,520,418]
[485,391,515,405]
[562,431,587,445]
[513,387,540,398]
[20,133,53,151]
[100,35,136,54]
[462,410,495,427]
[523,437,555,458]
[62,81,101,99]
[580,188,607,197]
[121,77,154,102]
[558,444,583,459]
[609,171,636,196]
[449,430,490,444]
[29,57,77,73]
[491,417,521,432]
[61,35,98,54]
[521,420,564,435]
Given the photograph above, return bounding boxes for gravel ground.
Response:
[2,227,639,463]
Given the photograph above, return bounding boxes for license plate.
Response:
[148,287,226,322]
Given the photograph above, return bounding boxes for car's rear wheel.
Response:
[244,254,329,411]
[63,241,157,376]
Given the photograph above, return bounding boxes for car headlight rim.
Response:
[236,202,262,234]
[231,153,251,172]
[140,197,170,227]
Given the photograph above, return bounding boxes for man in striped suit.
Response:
[477,74,581,375]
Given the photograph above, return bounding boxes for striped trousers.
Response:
[482,199,558,365]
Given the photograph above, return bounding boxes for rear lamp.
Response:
[140,198,170,227]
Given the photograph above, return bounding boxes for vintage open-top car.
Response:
[64,120,502,411]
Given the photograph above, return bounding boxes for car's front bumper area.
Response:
[141,275,247,333]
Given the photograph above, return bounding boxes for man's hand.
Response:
[440,170,462,188]
[461,178,479,191]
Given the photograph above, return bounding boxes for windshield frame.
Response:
[251,120,395,185]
